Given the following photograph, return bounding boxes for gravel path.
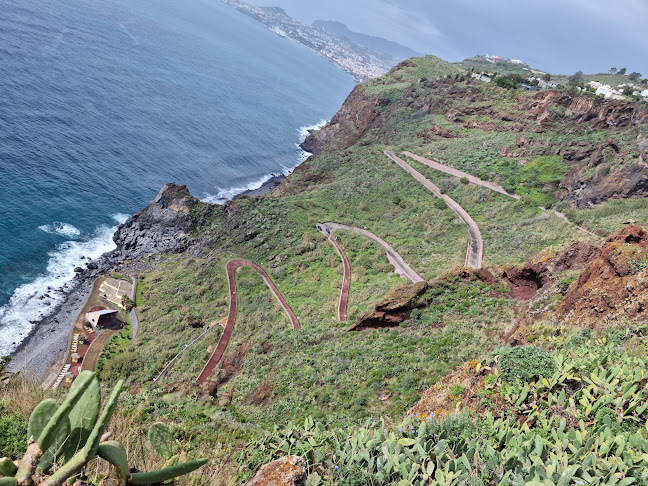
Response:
[197,259,300,385]
[317,225,351,322]
[319,222,425,283]
[385,150,484,270]
[403,151,520,199]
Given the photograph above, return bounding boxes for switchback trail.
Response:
[385,151,484,269]
[318,222,425,283]
[402,151,520,199]
[317,225,351,322]
[197,259,300,385]
[403,150,598,238]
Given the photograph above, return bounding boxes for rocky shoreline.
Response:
[6,175,285,382]
[6,249,123,380]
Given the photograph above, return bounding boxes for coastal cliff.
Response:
[303,65,648,208]
[113,183,208,260]
[5,55,648,485]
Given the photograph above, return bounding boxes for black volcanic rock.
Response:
[113,183,203,259]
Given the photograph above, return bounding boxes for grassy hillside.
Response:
[2,55,648,485]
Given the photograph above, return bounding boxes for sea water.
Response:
[0,0,355,356]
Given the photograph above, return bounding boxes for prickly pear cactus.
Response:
[147,422,173,461]
[8,372,207,486]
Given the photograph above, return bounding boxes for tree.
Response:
[622,86,633,96]
[619,67,627,75]
[609,67,618,74]
[542,73,551,82]
[568,70,584,85]
[628,72,642,82]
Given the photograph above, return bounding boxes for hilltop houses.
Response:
[471,72,492,82]
[594,85,625,100]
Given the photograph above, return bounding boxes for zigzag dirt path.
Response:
[197,259,300,385]
[403,151,520,199]
[317,225,351,322]
[385,151,484,269]
[403,151,598,238]
[319,222,425,284]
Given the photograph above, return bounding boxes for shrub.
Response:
[121,295,135,312]
[0,404,27,458]
[498,345,556,384]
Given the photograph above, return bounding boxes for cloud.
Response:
[241,0,648,74]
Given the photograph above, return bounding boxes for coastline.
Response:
[234,174,285,199]
[5,252,120,380]
[5,163,293,382]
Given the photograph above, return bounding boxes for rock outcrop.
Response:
[243,456,307,486]
[502,242,599,300]
[350,281,427,330]
[556,225,648,328]
[300,85,380,154]
[113,183,206,259]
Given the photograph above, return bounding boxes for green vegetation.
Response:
[497,345,556,384]
[459,56,534,77]
[364,55,463,95]
[96,325,133,380]
[567,198,648,235]
[236,328,648,485]
[121,295,135,312]
[1,371,206,485]
[0,404,27,459]
[3,54,647,484]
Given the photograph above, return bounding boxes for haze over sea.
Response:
[0,0,354,356]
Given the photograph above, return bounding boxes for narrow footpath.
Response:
[197,259,300,385]
[317,226,351,322]
[319,222,425,283]
[385,151,484,269]
[403,150,598,239]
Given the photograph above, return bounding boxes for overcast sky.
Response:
[244,0,648,76]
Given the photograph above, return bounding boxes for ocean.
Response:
[0,0,355,356]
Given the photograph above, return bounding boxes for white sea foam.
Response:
[0,214,128,357]
[202,119,328,205]
[38,222,82,238]
[298,119,327,140]
[202,173,282,205]
[112,213,130,225]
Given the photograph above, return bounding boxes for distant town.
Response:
[467,55,648,102]
[221,0,397,82]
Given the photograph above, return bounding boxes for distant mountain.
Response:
[313,20,422,61]
[222,1,396,82]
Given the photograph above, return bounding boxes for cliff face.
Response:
[556,225,648,328]
[113,183,208,259]
[300,84,380,155]
[303,66,648,208]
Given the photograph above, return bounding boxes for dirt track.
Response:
[197,259,300,385]
[319,222,425,283]
[403,151,520,199]
[318,226,351,322]
[385,151,484,269]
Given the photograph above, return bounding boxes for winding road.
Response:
[197,259,300,385]
[402,151,598,238]
[319,222,425,283]
[402,151,520,199]
[317,226,351,322]
[385,151,484,269]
